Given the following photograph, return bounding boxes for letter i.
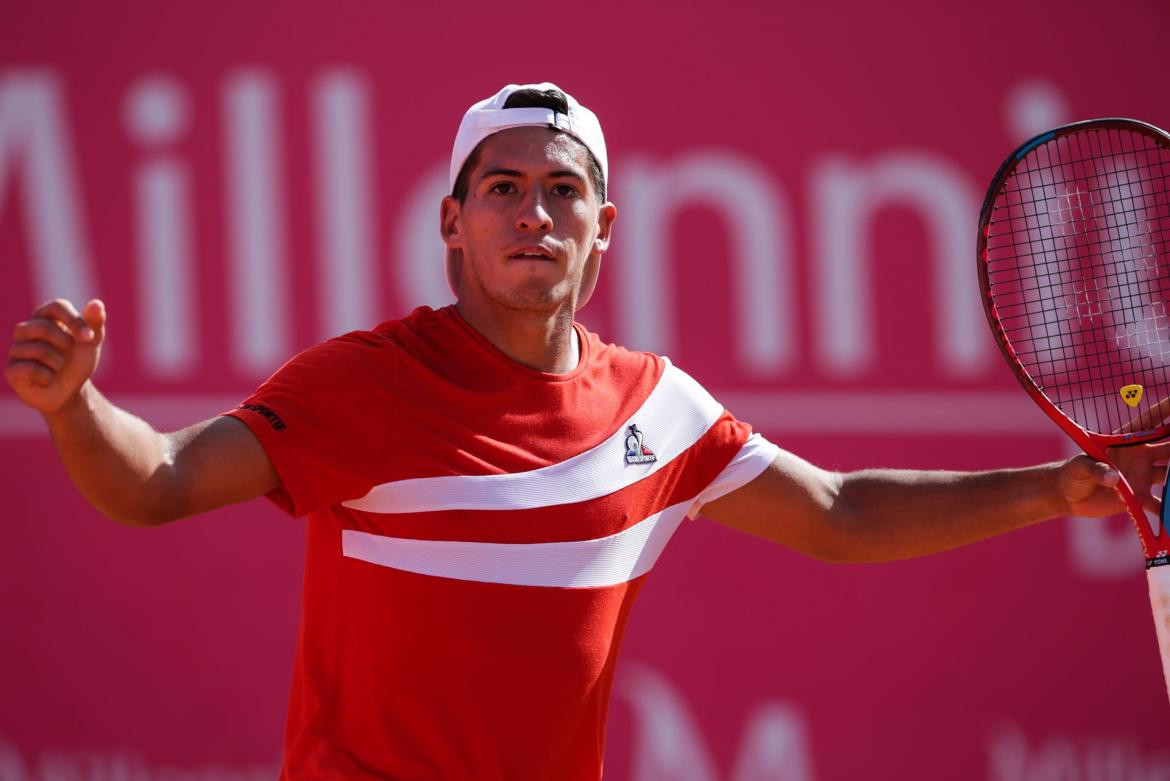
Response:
[124,75,197,377]
[222,70,289,374]
[311,70,376,338]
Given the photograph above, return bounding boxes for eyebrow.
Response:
[479,167,586,182]
[480,167,525,179]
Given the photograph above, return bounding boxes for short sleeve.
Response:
[658,359,780,520]
[686,433,781,518]
[222,331,396,517]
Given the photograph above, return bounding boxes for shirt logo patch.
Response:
[624,424,657,465]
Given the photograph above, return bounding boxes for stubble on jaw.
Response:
[468,257,581,317]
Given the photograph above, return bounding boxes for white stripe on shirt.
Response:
[342,360,723,514]
[342,501,693,588]
[340,435,779,588]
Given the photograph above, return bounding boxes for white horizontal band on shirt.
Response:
[687,433,781,519]
[342,501,692,588]
[342,360,724,514]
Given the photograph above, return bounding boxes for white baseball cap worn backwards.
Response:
[449,82,608,194]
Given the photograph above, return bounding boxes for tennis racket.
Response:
[977,117,1170,699]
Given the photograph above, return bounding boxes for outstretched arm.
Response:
[699,444,1164,563]
[5,298,278,526]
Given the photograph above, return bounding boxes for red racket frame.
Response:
[977,117,1170,565]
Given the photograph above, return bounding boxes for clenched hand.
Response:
[5,298,107,414]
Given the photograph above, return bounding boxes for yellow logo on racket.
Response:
[1121,384,1144,407]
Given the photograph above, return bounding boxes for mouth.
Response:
[508,246,557,261]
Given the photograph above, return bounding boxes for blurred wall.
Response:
[2,1,1169,778]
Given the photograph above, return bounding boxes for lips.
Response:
[508,246,556,260]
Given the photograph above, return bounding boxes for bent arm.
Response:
[44,382,278,526]
[699,446,1147,563]
[6,297,278,526]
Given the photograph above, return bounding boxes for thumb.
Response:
[1081,458,1118,488]
[1060,456,1119,504]
[79,298,106,346]
[1067,458,1118,488]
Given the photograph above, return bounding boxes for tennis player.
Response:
[5,83,1167,779]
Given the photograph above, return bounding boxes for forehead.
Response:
[470,126,593,180]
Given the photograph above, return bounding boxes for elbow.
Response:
[113,512,177,528]
[116,462,192,526]
[102,504,179,528]
[806,481,873,564]
[807,473,858,563]
[94,479,186,527]
[801,536,862,564]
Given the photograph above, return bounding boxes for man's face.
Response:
[441,126,616,316]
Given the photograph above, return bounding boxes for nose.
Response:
[516,190,553,233]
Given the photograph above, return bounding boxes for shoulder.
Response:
[284,326,395,375]
[258,311,439,390]
[578,327,722,412]
[298,305,454,365]
[371,305,450,344]
[579,326,664,382]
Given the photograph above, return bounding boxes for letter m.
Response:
[618,661,817,781]
[0,70,95,305]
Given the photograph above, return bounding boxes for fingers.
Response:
[3,358,54,387]
[12,317,76,354]
[81,298,106,344]
[1117,395,1170,434]
[1136,440,1170,463]
[8,340,67,372]
[28,298,101,344]
[1101,445,1170,516]
[10,298,105,365]
[6,297,105,394]
[1147,464,1169,508]
[8,298,106,367]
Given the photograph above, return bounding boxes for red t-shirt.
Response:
[225,305,777,779]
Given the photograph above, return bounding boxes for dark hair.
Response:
[451,87,606,204]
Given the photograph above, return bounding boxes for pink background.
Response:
[2,1,1169,777]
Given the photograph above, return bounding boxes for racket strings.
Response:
[1003,140,1169,430]
[985,126,1170,435]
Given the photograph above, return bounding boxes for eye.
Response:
[489,181,518,195]
[552,183,579,198]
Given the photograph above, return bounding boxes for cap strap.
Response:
[472,107,569,133]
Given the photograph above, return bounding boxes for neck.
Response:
[455,298,580,374]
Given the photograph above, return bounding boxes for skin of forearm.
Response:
[42,382,181,526]
[827,463,1068,563]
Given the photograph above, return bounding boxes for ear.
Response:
[577,202,617,311]
[592,201,617,254]
[440,195,466,297]
[440,195,464,250]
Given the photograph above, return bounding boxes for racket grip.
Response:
[1153,478,1170,703]
[1147,565,1170,701]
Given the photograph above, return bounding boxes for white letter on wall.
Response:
[810,153,984,377]
[616,153,794,375]
[0,70,96,306]
[395,162,453,311]
[618,661,817,781]
[124,74,196,377]
[223,70,289,374]
[311,69,376,337]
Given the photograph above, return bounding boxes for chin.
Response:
[492,283,574,314]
